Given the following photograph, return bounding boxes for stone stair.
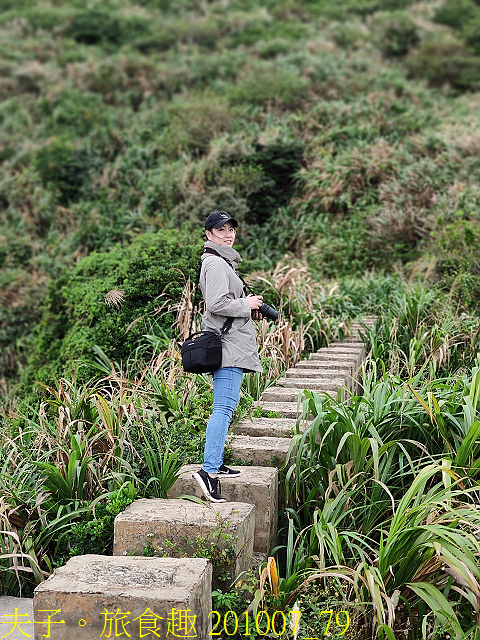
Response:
[29,316,375,638]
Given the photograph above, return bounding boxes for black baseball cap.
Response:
[205,211,238,230]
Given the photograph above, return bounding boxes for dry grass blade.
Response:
[173,276,196,339]
[104,289,125,310]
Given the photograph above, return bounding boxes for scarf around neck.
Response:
[203,239,242,271]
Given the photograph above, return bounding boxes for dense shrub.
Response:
[244,139,305,224]
[20,7,77,32]
[330,21,369,49]
[199,135,305,225]
[310,0,412,20]
[40,90,108,136]
[53,486,135,565]
[405,36,480,92]
[228,62,309,107]
[26,229,202,384]
[68,10,123,45]
[464,17,480,55]
[174,185,249,228]
[159,95,232,156]
[434,0,480,30]
[372,12,420,58]
[0,270,46,385]
[432,215,480,310]
[34,138,99,204]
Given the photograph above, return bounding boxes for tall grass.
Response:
[276,308,480,638]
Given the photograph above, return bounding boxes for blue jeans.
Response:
[203,367,243,474]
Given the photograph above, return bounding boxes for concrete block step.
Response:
[34,555,212,639]
[287,367,352,378]
[327,341,364,348]
[230,435,292,466]
[114,499,254,581]
[309,351,363,364]
[0,598,33,639]
[278,377,356,393]
[277,376,346,389]
[292,362,355,373]
[260,386,343,403]
[169,465,278,554]
[233,417,307,437]
[315,345,364,354]
[254,401,309,418]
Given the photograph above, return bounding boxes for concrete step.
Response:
[34,555,212,639]
[315,345,364,355]
[260,386,343,403]
[0,598,33,639]
[277,376,346,388]
[287,367,352,378]
[278,376,356,394]
[327,341,364,348]
[292,362,355,373]
[309,351,363,364]
[114,499,254,582]
[254,401,309,418]
[169,465,278,554]
[233,417,307,437]
[230,435,292,466]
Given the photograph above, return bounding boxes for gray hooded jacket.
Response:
[199,240,262,373]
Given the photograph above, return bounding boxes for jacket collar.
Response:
[203,240,242,270]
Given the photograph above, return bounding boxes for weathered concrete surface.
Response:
[33,555,212,639]
[0,597,34,639]
[309,351,363,364]
[312,346,364,357]
[254,401,310,418]
[233,416,309,437]
[259,386,343,403]
[291,362,355,372]
[229,435,292,466]
[168,465,278,554]
[277,376,345,388]
[278,375,356,393]
[318,342,365,350]
[114,499,254,581]
[326,340,364,347]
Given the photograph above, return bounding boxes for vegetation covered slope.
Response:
[1,0,480,396]
[2,1,480,637]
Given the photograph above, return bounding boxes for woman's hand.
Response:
[247,294,263,311]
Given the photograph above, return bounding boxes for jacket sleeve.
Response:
[203,259,251,318]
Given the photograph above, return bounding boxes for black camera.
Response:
[259,302,279,321]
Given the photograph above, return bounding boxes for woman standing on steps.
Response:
[193,211,264,503]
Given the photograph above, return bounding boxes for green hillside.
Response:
[1,0,480,394]
[1,0,480,637]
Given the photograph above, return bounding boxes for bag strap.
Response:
[187,248,237,337]
[187,261,202,338]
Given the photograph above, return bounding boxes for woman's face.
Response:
[205,222,236,247]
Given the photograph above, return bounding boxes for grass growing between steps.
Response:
[266,288,480,638]
[207,286,480,638]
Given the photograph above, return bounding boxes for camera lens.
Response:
[258,302,279,321]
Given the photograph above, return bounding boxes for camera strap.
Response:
[202,247,254,294]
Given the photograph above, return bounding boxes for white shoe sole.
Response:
[192,472,227,503]
[218,467,241,477]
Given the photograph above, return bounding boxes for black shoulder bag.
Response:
[180,248,235,374]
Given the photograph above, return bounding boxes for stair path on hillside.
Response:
[19,317,375,639]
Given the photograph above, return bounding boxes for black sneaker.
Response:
[218,464,241,477]
[192,468,227,503]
